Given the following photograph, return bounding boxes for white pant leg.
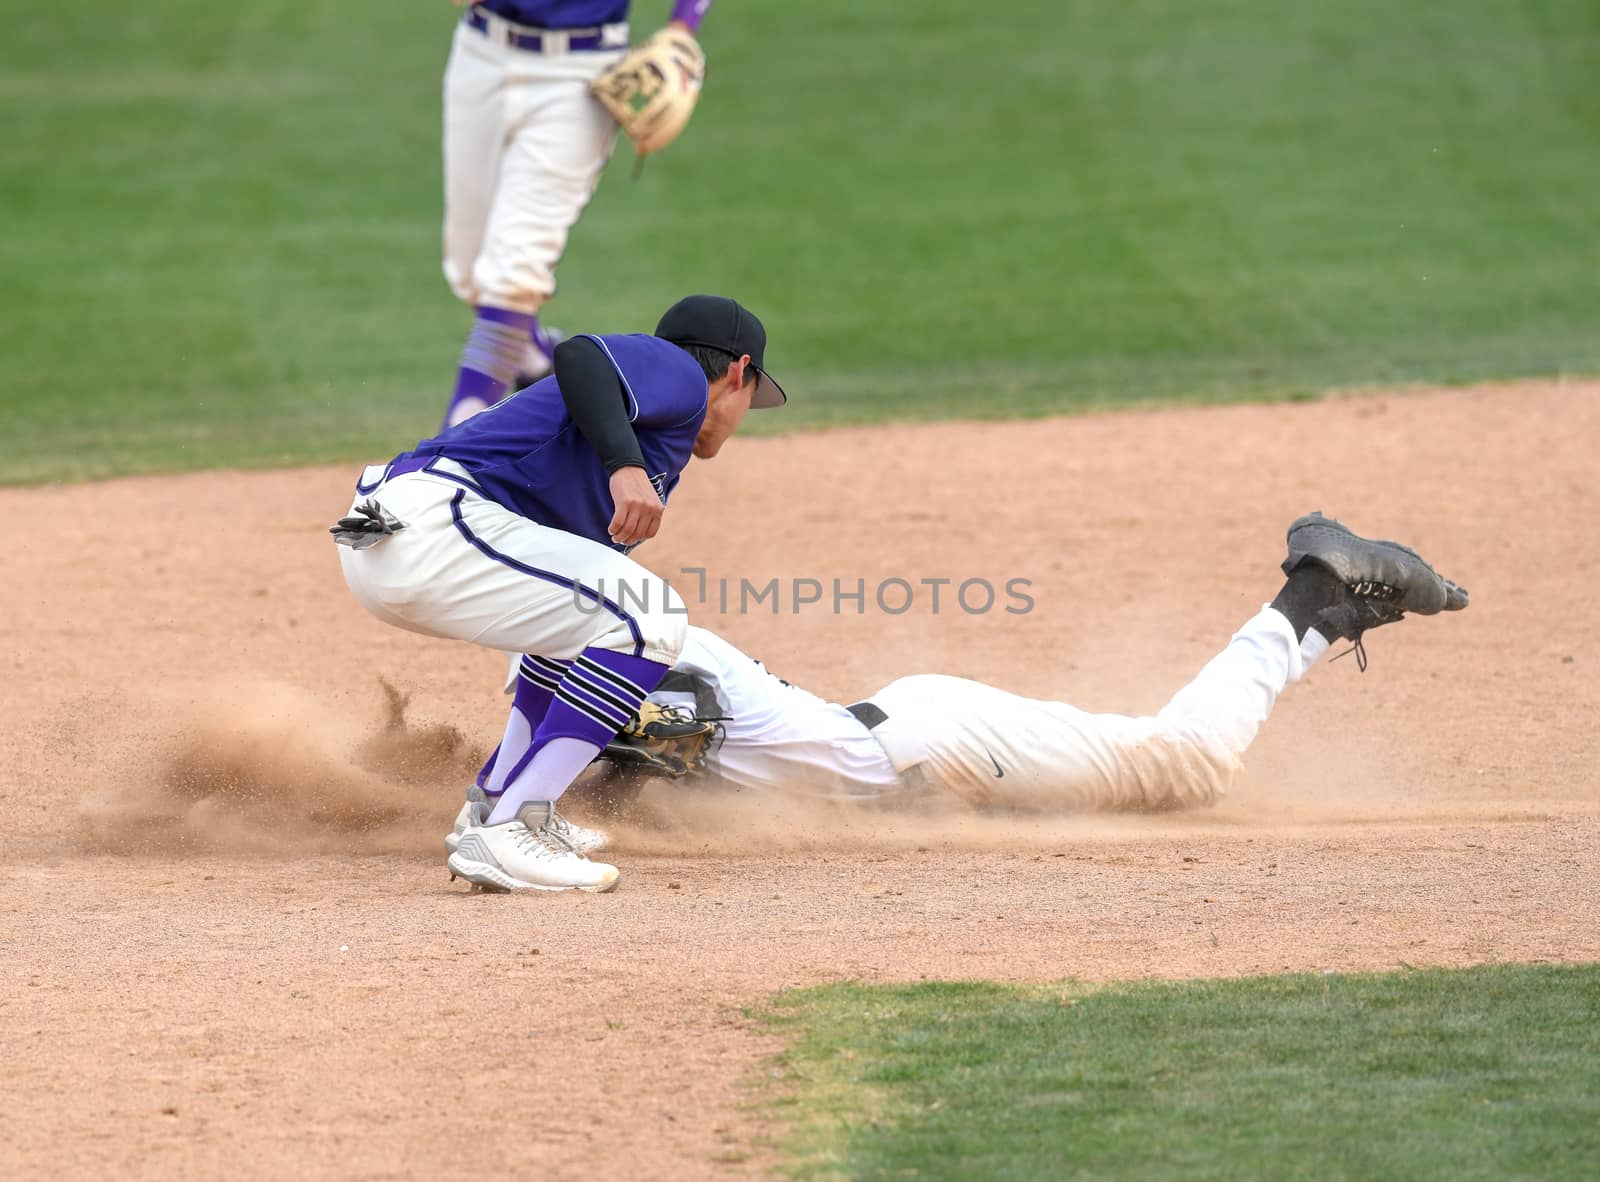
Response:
[442,23,507,307]
[644,627,906,798]
[871,607,1320,813]
[1154,606,1325,763]
[338,474,686,664]
[443,26,621,313]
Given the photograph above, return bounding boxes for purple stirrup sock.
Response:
[500,649,669,787]
[483,649,670,822]
[476,655,573,793]
[546,649,671,747]
[443,306,537,428]
[473,743,500,792]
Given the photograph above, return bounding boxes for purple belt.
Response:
[359,454,486,498]
[465,8,612,52]
[387,454,438,479]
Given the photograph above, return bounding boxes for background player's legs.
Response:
[441,25,516,426]
[441,25,505,302]
[513,319,565,391]
[443,305,536,428]
[473,54,619,314]
[441,25,503,305]
[443,51,621,426]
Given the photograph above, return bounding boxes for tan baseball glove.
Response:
[599,701,719,779]
[589,26,706,157]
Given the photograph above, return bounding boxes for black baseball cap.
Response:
[655,295,787,409]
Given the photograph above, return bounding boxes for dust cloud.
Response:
[69,669,1470,862]
[75,679,480,856]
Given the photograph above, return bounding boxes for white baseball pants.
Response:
[442,20,625,314]
[869,607,1328,812]
[338,467,687,666]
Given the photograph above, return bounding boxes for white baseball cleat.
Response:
[446,803,621,894]
[448,790,608,857]
[444,785,489,855]
[445,787,609,856]
[543,808,610,855]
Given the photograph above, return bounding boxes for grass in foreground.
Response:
[760,964,1600,1180]
[4,1,1600,481]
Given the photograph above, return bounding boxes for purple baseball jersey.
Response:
[476,1,630,28]
[475,1,712,33]
[394,333,708,551]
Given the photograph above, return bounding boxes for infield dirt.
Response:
[3,382,1597,1178]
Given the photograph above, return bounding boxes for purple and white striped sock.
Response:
[529,317,559,367]
[442,306,536,429]
[483,648,669,825]
[552,650,668,747]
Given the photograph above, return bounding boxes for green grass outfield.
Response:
[3,1,1598,482]
[760,964,1600,1181]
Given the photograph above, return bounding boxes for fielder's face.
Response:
[693,355,755,459]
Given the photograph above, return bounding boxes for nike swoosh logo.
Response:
[985,748,1005,778]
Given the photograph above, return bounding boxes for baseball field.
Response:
[3,1,1599,1178]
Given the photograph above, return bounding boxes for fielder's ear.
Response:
[731,353,754,389]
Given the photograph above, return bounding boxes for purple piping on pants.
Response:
[446,490,646,657]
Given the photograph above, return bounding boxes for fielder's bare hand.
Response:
[608,466,664,545]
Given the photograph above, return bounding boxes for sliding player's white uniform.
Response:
[652,607,1331,812]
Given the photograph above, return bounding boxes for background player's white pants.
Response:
[338,471,686,665]
[870,608,1326,812]
[442,22,625,313]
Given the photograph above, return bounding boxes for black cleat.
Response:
[1283,512,1468,616]
[1283,512,1468,668]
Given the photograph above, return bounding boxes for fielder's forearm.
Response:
[669,0,712,32]
[555,337,646,474]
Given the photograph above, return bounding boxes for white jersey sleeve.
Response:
[656,627,903,798]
